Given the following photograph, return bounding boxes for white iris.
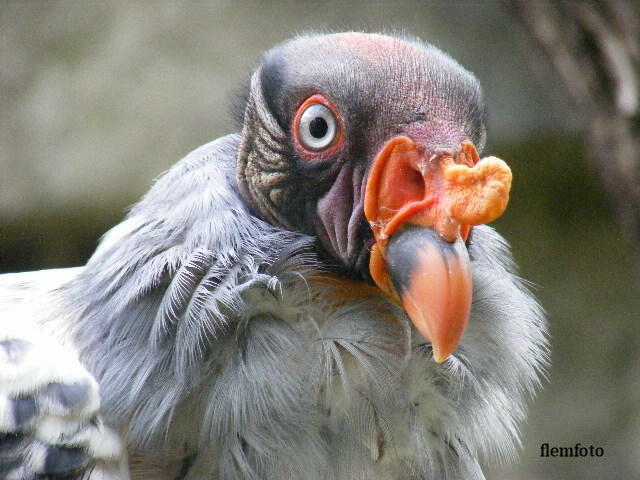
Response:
[298,103,337,151]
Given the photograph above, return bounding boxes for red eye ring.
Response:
[292,94,345,160]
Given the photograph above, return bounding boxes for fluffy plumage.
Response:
[0,32,547,480]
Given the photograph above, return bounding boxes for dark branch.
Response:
[506,0,640,263]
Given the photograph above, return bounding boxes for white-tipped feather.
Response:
[0,269,130,479]
[83,423,125,460]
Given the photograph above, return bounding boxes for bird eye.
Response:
[297,103,338,151]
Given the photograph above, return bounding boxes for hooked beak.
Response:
[364,136,512,362]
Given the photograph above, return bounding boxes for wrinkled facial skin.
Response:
[237,33,487,281]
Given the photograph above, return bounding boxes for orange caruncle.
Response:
[443,155,512,226]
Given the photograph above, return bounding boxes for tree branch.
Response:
[506,0,640,262]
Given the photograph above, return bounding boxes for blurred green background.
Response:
[1,2,638,479]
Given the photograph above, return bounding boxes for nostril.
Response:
[365,136,438,243]
[405,167,426,203]
[381,154,428,213]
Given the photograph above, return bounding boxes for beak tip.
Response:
[433,356,449,364]
[431,344,452,364]
[386,226,471,367]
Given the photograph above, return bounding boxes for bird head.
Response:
[237,32,512,363]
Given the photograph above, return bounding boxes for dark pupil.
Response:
[309,117,328,139]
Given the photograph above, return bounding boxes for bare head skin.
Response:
[237,32,510,361]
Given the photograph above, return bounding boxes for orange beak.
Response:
[364,136,512,362]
